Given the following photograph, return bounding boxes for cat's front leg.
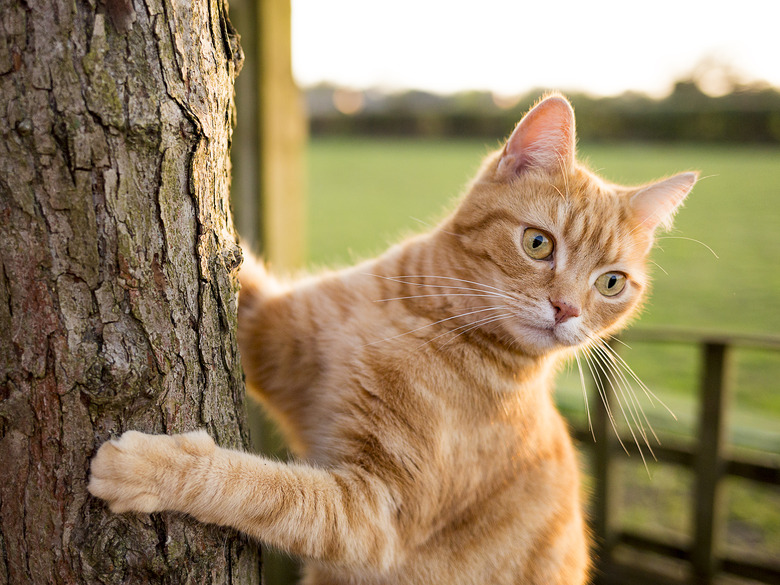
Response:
[89,430,403,571]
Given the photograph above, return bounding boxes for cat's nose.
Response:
[550,298,580,325]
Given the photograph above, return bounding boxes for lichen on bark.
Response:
[0,0,258,583]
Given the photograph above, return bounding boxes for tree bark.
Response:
[0,0,260,583]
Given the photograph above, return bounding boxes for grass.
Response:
[307,137,490,267]
[305,137,780,569]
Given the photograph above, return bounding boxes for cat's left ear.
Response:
[496,95,576,179]
[630,172,698,232]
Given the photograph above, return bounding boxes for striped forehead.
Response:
[557,190,633,268]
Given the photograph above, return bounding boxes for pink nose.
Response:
[550,298,580,325]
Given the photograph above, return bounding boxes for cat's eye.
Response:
[595,272,627,297]
[522,228,554,260]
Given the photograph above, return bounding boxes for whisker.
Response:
[595,338,677,421]
[584,344,643,461]
[588,342,656,467]
[372,276,511,296]
[607,335,633,351]
[593,341,660,446]
[574,352,595,441]
[581,346,628,455]
[650,260,669,276]
[607,354,661,448]
[367,273,516,298]
[437,313,515,349]
[422,313,510,346]
[655,236,719,259]
[367,274,516,304]
[374,292,511,303]
[419,312,514,350]
[593,344,658,476]
[589,334,655,409]
[363,306,507,347]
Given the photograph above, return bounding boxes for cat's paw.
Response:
[88,430,215,514]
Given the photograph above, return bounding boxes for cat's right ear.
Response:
[496,95,576,179]
[630,172,698,232]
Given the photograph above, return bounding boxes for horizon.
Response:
[291,0,780,99]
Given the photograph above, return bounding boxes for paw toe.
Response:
[175,430,216,456]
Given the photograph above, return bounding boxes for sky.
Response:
[291,0,780,98]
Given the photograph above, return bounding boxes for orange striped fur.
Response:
[90,94,697,584]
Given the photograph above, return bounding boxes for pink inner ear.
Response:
[498,96,576,178]
[630,172,698,232]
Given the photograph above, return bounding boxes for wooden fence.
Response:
[580,328,780,585]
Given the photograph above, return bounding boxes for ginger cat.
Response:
[89,94,697,584]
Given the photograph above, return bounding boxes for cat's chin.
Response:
[505,323,582,356]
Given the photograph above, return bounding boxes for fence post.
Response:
[691,342,732,585]
[258,0,307,269]
[591,343,621,577]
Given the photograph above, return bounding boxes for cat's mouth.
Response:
[507,320,582,353]
[544,325,578,343]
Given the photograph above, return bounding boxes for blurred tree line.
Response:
[305,76,780,143]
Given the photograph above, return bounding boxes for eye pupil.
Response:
[608,275,617,288]
[532,236,544,249]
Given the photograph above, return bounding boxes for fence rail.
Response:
[580,328,780,585]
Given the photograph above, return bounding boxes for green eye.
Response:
[522,228,554,260]
[595,272,627,297]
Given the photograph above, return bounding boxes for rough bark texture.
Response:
[0,0,261,583]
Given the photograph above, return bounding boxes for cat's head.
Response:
[446,94,697,356]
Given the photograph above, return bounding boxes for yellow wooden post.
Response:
[258,0,307,270]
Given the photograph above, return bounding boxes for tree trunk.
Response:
[0,0,260,583]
